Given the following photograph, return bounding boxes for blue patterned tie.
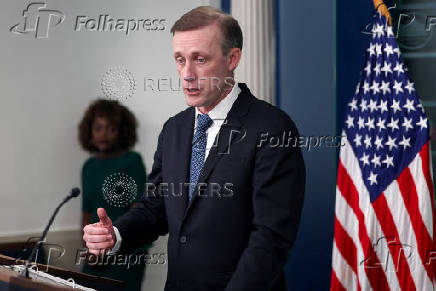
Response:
[189,114,213,201]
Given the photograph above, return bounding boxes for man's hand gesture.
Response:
[83,208,116,255]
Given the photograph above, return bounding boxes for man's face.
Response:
[173,24,234,113]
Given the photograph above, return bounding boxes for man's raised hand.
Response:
[83,208,116,255]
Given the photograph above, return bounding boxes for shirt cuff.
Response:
[108,226,122,254]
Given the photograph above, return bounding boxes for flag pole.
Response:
[373,0,392,26]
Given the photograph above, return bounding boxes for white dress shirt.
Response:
[111,83,241,252]
[194,83,241,160]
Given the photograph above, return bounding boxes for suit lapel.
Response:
[196,118,242,186]
[173,107,195,211]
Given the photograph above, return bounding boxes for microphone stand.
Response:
[19,187,80,278]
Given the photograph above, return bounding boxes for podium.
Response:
[0,254,125,290]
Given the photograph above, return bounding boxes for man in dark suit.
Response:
[83,6,305,291]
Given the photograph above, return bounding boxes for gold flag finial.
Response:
[373,0,392,26]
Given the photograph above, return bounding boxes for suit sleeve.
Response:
[225,120,306,291]
[113,122,169,253]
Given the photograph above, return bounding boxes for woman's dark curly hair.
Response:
[78,99,138,153]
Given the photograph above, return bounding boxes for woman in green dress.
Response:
[78,99,150,291]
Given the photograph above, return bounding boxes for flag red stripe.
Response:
[417,143,436,279]
[330,269,347,291]
[334,217,358,276]
[419,142,435,204]
[337,161,390,290]
[372,192,417,291]
[397,167,435,281]
[419,143,436,238]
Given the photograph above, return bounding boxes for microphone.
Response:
[19,187,81,278]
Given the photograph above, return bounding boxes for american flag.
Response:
[331,13,436,290]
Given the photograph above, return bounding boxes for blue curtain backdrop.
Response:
[336,1,376,135]
[275,0,337,289]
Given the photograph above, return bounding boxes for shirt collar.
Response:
[194,82,241,122]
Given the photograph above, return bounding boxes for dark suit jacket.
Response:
[114,83,306,291]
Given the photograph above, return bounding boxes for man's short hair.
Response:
[170,6,243,55]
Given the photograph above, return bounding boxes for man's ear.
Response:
[226,48,242,71]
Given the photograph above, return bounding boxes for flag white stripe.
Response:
[332,239,359,290]
[409,154,434,239]
[335,187,369,290]
[383,179,433,290]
